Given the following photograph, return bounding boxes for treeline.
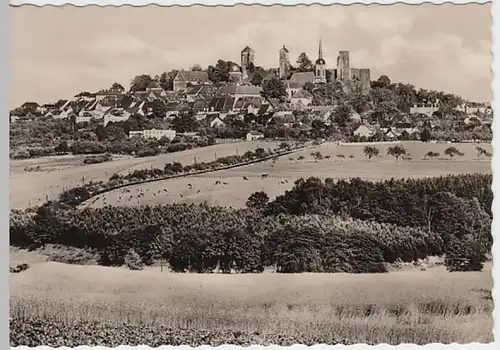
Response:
[10,204,442,273]
[10,173,492,273]
[264,174,492,271]
[266,173,492,220]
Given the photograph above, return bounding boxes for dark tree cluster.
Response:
[10,173,491,273]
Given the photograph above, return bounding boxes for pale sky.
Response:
[10,3,492,108]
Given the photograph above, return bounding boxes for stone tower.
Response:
[279,45,290,79]
[241,46,255,80]
[337,51,350,83]
[314,39,327,84]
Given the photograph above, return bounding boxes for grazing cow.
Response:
[197,190,201,194]
[223,182,229,185]
[243,176,249,180]
[180,194,184,198]
[261,174,269,179]
[215,181,221,185]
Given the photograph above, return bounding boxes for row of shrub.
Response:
[58,143,299,207]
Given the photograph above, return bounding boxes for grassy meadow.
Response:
[86,141,492,208]
[9,140,279,209]
[10,254,493,344]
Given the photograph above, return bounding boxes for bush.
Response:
[83,153,113,164]
[445,236,485,272]
[9,263,30,274]
[124,249,144,270]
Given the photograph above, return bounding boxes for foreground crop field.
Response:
[10,260,493,345]
[88,141,492,209]
[9,141,278,209]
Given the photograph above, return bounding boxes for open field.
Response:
[87,141,492,209]
[9,141,278,209]
[10,258,493,345]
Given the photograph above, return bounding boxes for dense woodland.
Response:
[10,173,492,274]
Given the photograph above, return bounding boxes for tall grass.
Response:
[10,262,493,344]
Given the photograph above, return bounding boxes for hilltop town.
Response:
[10,42,493,159]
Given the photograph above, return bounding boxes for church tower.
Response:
[314,39,327,84]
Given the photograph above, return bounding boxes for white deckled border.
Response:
[7,0,495,6]
[6,0,499,350]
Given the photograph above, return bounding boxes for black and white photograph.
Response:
[9,2,494,347]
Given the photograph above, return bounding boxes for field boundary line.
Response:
[79,144,317,208]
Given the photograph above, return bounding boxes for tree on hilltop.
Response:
[332,103,352,127]
[190,64,203,71]
[476,146,492,160]
[261,77,288,101]
[387,145,407,162]
[424,151,440,160]
[311,151,323,162]
[246,191,270,209]
[207,60,234,84]
[420,128,432,142]
[363,146,380,161]
[129,74,155,93]
[250,66,267,86]
[110,83,125,92]
[371,75,392,89]
[296,53,314,72]
[157,70,178,91]
[445,146,464,159]
[172,113,198,133]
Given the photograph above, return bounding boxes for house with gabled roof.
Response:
[146,81,164,93]
[354,123,377,138]
[192,99,211,114]
[134,91,149,101]
[290,89,313,106]
[287,72,315,96]
[173,70,210,91]
[257,103,274,117]
[95,89,122,102]
[104,107,132,126]
[44,110,62,119]
[205,114,226,128]
[21,102,40,113]
[207,97,235,113]
[246,130,264,141]
[233,96,262,113]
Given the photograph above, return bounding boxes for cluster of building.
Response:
[278,41,371,93]
[11,41,491,143]
[12,42,372,131]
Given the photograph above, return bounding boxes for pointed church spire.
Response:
[318,38,323,59]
